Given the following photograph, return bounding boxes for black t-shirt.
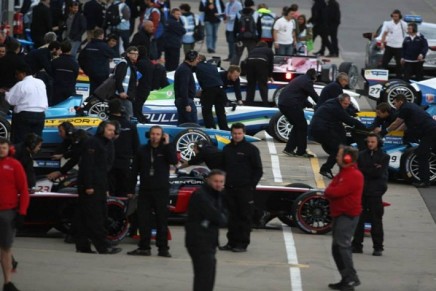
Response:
[398,102,436,139]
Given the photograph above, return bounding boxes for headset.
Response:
[59,121,75,137]
[341,146,357,165]
[365,132,384,148]
[24,133,43,151]
[96,120,120,136]
[391,9,402,19]
[145,125,165,142]
[342,153,353,165]
[0,137,15,156]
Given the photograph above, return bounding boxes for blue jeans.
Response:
[175,98,198,125]
[119,98,133,120]
[276,44,294,56]
[226,31,235,59]
[70,40,82,59]
[205,22,220,51]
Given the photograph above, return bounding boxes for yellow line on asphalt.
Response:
[310,157,326,189]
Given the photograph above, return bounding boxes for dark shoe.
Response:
[328,279,360,290]
[295,153,315,158]
[76,248,96,254]
[3,282,19,291]
[327,54,339,58]
[105,239,119,247]
[372,249,383,256]
[231,247,247,253]
[352,246,363,254]
[282,150,296,157]
[99,247,122,254]
[207,49,215,53]
[320,169,334,179]
[412,181,430,188]
[127,248,151,256]
[158,250,172,258]
[223,58,231,61]
[218,244,233,251]
[314,51,324,56]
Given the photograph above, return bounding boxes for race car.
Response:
[362,15,436,78]
[25,168,332,240]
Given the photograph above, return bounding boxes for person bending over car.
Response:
[0,137,30,291]
[352,133,390,257]
[179,140,224,170]
[315,72,348,110]
[127,126,178,257]
[219,65,243,105]
[185,169,227,291]
[386,94,436,188]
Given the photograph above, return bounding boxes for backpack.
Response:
[258,13,275,39]
[238,10,257,40]
[106,2,122,27]
[193,17,204,42]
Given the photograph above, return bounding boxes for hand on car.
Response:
[47,171,62,181]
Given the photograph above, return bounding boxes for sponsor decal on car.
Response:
[44,117,102,127]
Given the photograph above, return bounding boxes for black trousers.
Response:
[311,129,344,171]
[137,188,169,251]
[75,189,108,252]
[165,46,181,72]
[332,215,359,283]
[403,61,424,82]
[329,24,339,55]
[381,46,403,78]
[224,186,254,249]
[11,111,45,144]
[187,247,217,291]
[246,59,269,107]
[279,105,307,155]
[415,129,436,183]
[317,26,332,54]
[352,195,384,251]
[201,86,229,130]
[108,167,131,197]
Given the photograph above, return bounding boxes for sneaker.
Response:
[3,282,19,291]
[127,248,151,256]
[231,247,247,253]
[295,153,315,158]
[372,249,383,256]
[98,247,122,254]
[320,169,334,179]
[282,150,296,157]
[218,244,233,251]
[158,250,172,258]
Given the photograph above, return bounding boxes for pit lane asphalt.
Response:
[13,131,436,291]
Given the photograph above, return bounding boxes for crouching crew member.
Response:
[352,133,390,257]
[185,169,227,291]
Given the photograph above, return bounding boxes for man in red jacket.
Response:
[0,137,30,291]
[324,145,363,291]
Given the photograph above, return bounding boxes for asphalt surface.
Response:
[8,1,436,290]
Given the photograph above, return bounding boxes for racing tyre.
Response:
[0,116,11,139]
[338,62,359,90]
[267,112,290,143]
[278,183,313,227]
[291,190,332,234]
[106,198,129,242]
[381,83,421,107]
[403,150,436,183]
[273,86,286,106]
[174,128,212,161]
[88,101,109,120]
[320,64,338,83]
[179,123,201,128]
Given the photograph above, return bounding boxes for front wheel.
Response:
[381,83,421,107]
[88,101,109,120]
[0,116,11,139]
[174,128,212,161]
[273,86,286,106]
[291,190,332,234]
[403,149,436,183]
[106,198,129,242]
[278,183,313,227]
[267,112,290,143]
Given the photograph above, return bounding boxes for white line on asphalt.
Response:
[265,132,283,183]
[264,131,303,290]
[283,225,303,291]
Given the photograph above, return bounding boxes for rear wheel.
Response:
[273,86,286,106]
[0,116,11,139]
[267,112,290,143]
[278,183,313,227]
[381,83,421,107]
[320,64,338,83]
[174,128,212,161]
[291,190,332,234]
[88,101,109,120]
[106,198,129,242]
[403,149,436,183]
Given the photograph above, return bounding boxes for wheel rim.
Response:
[408,152,436,182]
[276,115,291,141]
[0,122,8,139]
[296,195,331,233]
[106,201,129,241]
[274,87,285,106]
[176,132,208,161]
[348,65,359,90]
[387,86,415,107]
[88,102,109,120]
